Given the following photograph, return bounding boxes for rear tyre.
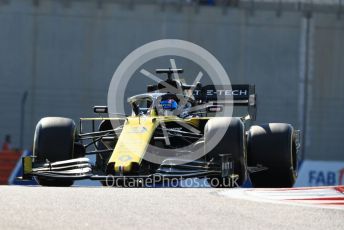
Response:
[33,117,76,187]
[248,123,298,188]
[205,117,247,188]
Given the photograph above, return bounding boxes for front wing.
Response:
[20,155,238,183]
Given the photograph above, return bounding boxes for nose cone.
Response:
[108,117,158,174]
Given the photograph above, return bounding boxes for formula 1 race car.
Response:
[20,68,300,188]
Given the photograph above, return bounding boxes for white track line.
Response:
[218,186,344,210]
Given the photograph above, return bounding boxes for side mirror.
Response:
[93,106,108,114]
[206,105,223,113]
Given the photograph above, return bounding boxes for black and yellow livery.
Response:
[21,68,300,188]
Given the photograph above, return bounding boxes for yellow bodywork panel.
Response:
[108,117,158,173]
[23,156,32,175]
[107,116,209,173]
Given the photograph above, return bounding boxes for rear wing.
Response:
[193,84,257,120]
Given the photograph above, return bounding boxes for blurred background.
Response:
[0,0,343,186]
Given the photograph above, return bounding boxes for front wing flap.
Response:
[20,155,238,183]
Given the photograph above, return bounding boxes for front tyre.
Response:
[33,117,76,187]
[205,117,247,188]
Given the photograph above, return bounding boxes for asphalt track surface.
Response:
[0,186,343,230]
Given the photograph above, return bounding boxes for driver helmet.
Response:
[160,99,178,116]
